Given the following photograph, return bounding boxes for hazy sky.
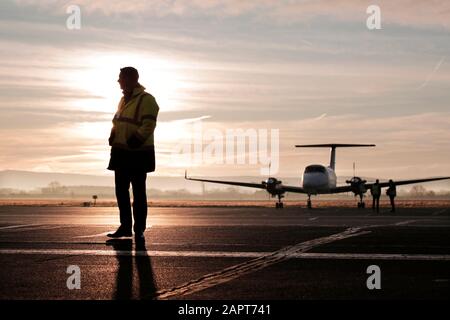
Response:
[1,0,450,180]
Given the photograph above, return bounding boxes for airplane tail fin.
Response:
[295,144,375,170]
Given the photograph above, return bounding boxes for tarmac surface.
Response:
[0,205,449,300]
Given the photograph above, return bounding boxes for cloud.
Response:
[313,113,327,121]
[14,0,450,28]
[1,111,449,177]
[166,115,212,124]
[2,1,450,178]
[417,56,446,90]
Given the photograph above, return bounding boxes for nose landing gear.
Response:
[307,194,312,209]
[275,194,284,209]
[357,193,365,208]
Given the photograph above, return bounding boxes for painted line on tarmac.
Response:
[432,208,448,216]
[0,240,252,247]
[0,248,262,258]
[152,220,428,300]
[2,225,66,232]
[73,225,153,238]
[0,249,448,262]
[0,224,40,231]
[73,231,116,239]
[290,253,450,261]
[152,227,370,299]
[394,220,418,226]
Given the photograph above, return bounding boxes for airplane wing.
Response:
[323,177,450,195]
[185,173,267,190]
[185,171,307,193]
[365,177,450,189]
[185,172,449,195]
[323,185,354,194]
[281,185,307,193]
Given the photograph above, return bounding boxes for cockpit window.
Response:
[305,165,326,173]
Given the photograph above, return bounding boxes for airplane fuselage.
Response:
[302,164,337,194]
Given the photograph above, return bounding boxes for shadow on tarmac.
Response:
[106,238,158,299]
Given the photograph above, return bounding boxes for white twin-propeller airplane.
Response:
[185,144,450,209]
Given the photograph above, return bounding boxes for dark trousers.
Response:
[115,170,147,233]
[389,196,396,212]
[372,196,380,212]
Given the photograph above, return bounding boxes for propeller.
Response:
[262,177,282,196]
[345,162,367,193]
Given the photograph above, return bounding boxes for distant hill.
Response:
[0,170,114,190]
[0,170,299,192]
[1,170,449,192]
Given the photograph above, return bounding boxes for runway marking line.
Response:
[152,227,370,299]
[73,225,153,238]
[0,224,40,231]
[0,225,66,233]
[0,249,448,262]
[152,219,441,299]
[394,220,418,226]
[0,219,447,299]
[432,208,448,216]
[73,231,116,239]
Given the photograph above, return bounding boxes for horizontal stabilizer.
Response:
[295,144,375,148]
[295,143,375,170]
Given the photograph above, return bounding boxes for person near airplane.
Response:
[107,67,159,241]
[370,179,381,213]
[386,180,397,213]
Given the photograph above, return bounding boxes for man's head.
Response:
[376,179,379,183]
[118,67,139,92]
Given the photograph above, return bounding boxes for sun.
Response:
[59,51,196,174]
[65,51,185,113]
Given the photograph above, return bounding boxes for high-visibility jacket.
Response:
[110,85,159,151]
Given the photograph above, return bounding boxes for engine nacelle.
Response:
[262,177,283,195]
[346,176,367,194]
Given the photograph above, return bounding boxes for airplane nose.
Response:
[303,173,328,189]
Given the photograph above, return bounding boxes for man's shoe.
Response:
[107,228,132,238]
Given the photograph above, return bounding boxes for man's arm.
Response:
[128,95,159,148]
[108,127,115,146]
[136,95,159,141]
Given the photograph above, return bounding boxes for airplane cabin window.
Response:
[305,165,326,173]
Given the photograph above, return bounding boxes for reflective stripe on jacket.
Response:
[110,85,159,151]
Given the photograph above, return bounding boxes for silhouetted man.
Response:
[371,179,381,213]
[386,179,397,213]
[107,67,159,241]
